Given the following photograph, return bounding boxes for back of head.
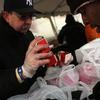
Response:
[4,0,41,16]
[65,14,75,24]
[67,0,96,14]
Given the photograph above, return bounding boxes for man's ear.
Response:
[82,15,89,25]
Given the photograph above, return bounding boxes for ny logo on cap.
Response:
[26,0,33,6]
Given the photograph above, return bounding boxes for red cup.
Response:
[36,38,58,67]
[58,51,66,66]
[36,38,51,53]
[48,55,58,67]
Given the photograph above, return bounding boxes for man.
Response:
[0,0,52,99]
[67,0,100,42]
[58,14,87,52]
[57,14,87,65]
[67,0,100,99]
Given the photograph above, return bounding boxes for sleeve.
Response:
[0,34,34,99]
[0,67,22,99]
[0,63,44,99]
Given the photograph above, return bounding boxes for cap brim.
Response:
[74,0,95,14]
[15,8,42,16]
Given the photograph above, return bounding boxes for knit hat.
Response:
[67,0,96,14]
[4,0,41,16]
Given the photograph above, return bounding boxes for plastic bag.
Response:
[75,38,100,63]
[58,64,90,100]
[8,77,68,100]
[44,67,62,86]
[45,64,90,100]
[75,40,100,79]
[44,53,73,86]
[59,64,79,89]
[76,62,100,95]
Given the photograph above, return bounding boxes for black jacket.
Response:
[0,16,46,100]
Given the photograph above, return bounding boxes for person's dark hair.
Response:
[65,14,75,24]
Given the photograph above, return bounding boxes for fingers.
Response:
[28,52,53,68]
[23,51,52,78]
[31,44,50,54]
[27,36,43,52]
[31,57,50,67]
[33,52,53,59]
[35,59,50,66]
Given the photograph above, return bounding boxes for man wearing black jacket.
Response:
[0,0,52,99]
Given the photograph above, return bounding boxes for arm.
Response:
[0,67,24,99]
[0,37,52,99]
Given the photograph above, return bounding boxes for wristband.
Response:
[15,68,23,83]
[17,66,25,81]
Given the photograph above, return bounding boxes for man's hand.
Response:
[23,37,52,78]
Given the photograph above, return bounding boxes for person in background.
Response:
[57,14,87,65]
[67,0,100,42]
[58,14,87,52]
[67,0,100,99]
[0,0,52,99]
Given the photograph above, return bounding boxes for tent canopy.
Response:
[34,0,70,16]
[0,0,70,16]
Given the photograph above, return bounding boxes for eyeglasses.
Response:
[12,12,33,20]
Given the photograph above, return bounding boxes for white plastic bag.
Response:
[58,64,90,100]
[44,67,62,86]
[76,62,100,95]
[8,77,68,100]
[59,64,79,89]
[75,38,100,63]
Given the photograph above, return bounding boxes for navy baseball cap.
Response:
[4,0,41,16]
[67,0,96,14]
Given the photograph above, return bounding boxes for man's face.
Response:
[5,11,33,33]
[84,1,100,33]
